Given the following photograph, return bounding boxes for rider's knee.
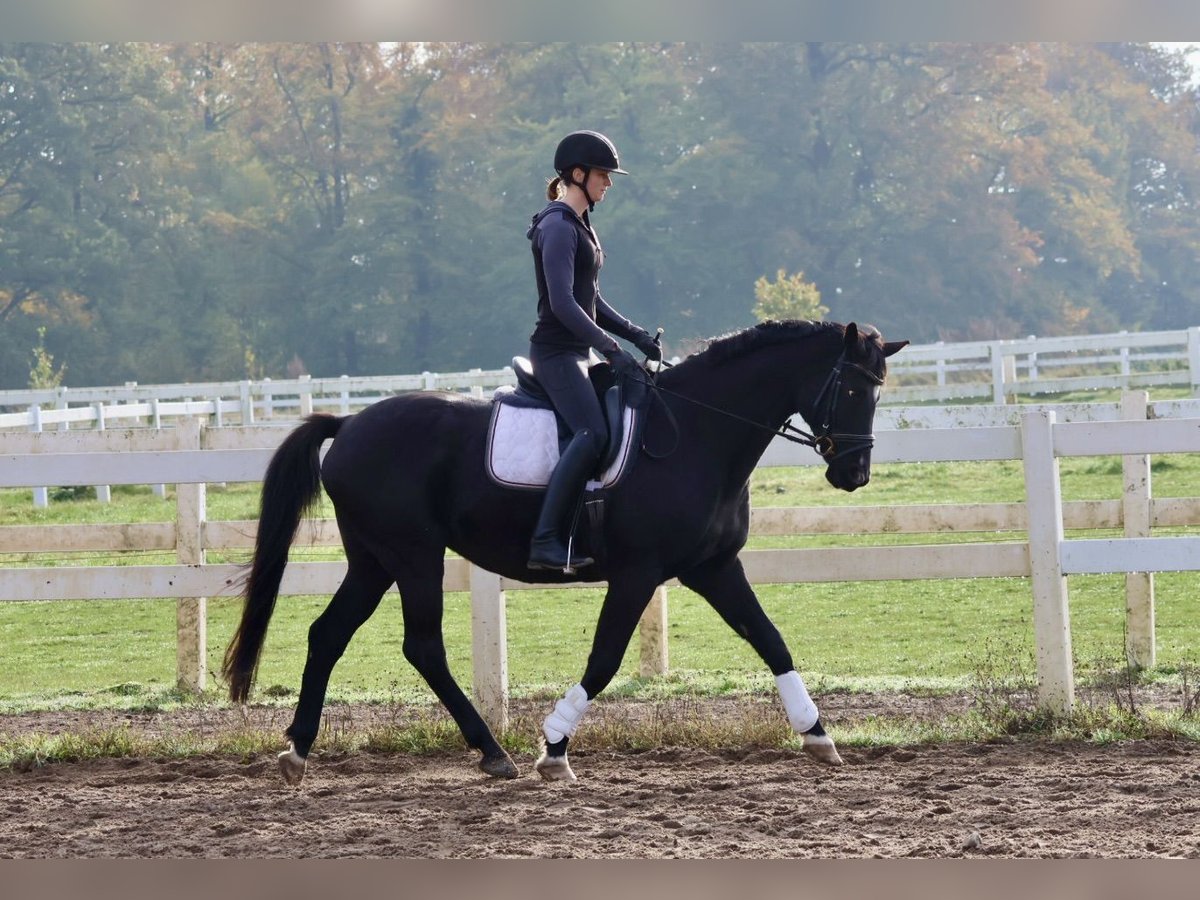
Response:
[573,428,606,459]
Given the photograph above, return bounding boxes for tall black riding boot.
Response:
[527,430,600,571]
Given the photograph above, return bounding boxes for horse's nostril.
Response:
[827,467,858,491]
[836,467,870,491]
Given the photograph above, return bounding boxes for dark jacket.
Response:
[527,201,640,355]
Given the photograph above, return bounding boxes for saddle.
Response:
[486,356,645,491]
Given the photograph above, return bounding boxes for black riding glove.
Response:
[632,329,662,363]
[603,346,643,380]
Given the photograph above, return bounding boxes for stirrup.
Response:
[527,551,595,574]
[527,535,593,573]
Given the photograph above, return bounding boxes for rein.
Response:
[636,351,883,463]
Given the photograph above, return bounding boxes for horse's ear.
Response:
[843,322,859,350]
[882,340,908,358]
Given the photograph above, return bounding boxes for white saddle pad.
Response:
[486,389,636,491]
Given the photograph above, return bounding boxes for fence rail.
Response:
[5,326,1199,512]
[4,328,1199,436]
[883,326,1200,404]
[3,390,1200,726]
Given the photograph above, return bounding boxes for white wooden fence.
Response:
[3,326,1199,433]
[5,326,1199,511]
[0,371,504,432]
[3,392,1199,729]
[885,327,1200,404]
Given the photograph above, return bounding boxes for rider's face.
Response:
[584,168,613,203]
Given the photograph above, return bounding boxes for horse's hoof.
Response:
[802,732,844,766]
[534,751,577,782]
[479,750,519,779]
[278,744,308,785]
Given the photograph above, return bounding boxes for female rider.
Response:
[525,130,661,571]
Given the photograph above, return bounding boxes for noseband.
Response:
[642,350,883,463]
[798,351,884,462]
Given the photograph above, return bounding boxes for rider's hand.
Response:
[632,329,662,363]
[603,347,643,379]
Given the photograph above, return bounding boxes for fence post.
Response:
[339,375,351,415]
[1121,391,1155,669]
[935,341,946,387]
[29,405,48,509]
[175,417,207,694]
[238,381,255,425]
[151,399,166,498]
[1020,409,1074,715]
[470,565,508,734]
[1002,355,1018,403]
[1188,327,1200,396]
[262,377,273,420]
[638,585,669,677]
[1027,335,1038,381]
[299,374,313,417]
[92,402,111,503]
[989,341,1006,405]
[55,388,69,436]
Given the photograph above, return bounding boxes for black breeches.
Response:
[529,345,608,459]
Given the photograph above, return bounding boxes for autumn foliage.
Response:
[2,43,1198,387]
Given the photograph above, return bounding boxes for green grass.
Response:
[3,449,1200,718]
[0,482,264,526]
[3,696,1198,771]
[752,453,1200,509]
[2,565,1196,713]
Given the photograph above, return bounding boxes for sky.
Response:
[1154,41,1200,85]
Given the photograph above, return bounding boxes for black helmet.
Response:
[554,130,629,175]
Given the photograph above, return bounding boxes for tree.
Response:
[28,327,66,388]
[752,269,828,322]
[2,43,1199,387]
[0,43,187,385]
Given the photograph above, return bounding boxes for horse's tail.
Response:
[222,413,345,703]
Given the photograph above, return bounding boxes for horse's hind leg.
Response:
[281,550,394,785]
[392,555,518,780]
[678,554,843,766]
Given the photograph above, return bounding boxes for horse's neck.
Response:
[672,337,834,485]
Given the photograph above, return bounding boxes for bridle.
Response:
[638,349,884,463]
[800,350,885,461]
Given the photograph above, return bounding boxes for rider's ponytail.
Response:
[546,175,564,201]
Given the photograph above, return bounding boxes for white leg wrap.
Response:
[776,670,819,733]
[542,683,591,744]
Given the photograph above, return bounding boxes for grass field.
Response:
[3,446,1200,717]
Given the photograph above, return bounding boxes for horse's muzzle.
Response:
[825,463,870,492]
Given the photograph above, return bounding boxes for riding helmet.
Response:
[554,130,629,176]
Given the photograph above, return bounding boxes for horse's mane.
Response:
[685,319,844,367]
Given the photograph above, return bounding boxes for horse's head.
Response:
[808,322,907,492]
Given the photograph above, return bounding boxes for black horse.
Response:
[223,320,905,783]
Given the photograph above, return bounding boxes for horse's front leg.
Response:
[535,570,660,782]
[679,553,843,766]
